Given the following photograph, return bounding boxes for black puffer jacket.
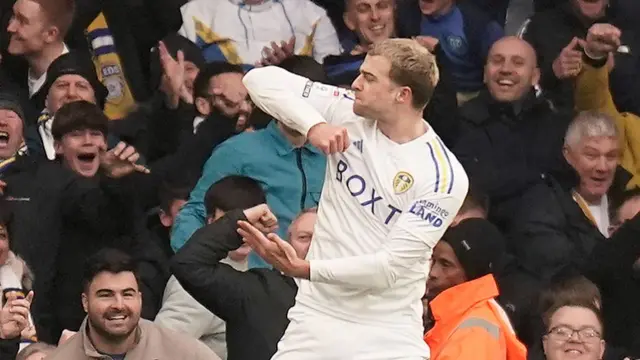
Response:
[453,90,572,230]
[511,164,640,358]
[508,165,630,281]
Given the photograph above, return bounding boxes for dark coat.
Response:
[510,165,640,356]
[453,91,572,230]
[2,157,167,343]
[522,1,640,114]
[172,210,298,360]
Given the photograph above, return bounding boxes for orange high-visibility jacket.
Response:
[424,274,527,360]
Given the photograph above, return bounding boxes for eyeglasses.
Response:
[547,326,602,343]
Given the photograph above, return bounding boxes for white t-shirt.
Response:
[178,0,341,64]
[27,44,69,97]
[243,67,469,358]
[587,195,610,237]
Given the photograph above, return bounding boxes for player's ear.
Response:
[395,87,411,105]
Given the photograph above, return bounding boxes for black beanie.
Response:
[0,92,25,122]
[149,34,206,90]
[440,218,507,281]
[43,51,109,110]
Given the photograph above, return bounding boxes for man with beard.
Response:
[171,58,327,269]
[423,218,526,360]
[453,36,572,230]
[46,248,217,359]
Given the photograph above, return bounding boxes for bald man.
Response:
[452,36,573,230]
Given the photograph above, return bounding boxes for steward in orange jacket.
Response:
[423,218,527,360]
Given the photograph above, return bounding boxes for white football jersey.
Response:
[244,66,469,358]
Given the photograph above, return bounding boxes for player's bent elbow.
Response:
[242,66,281,90]
[373,269,400,290]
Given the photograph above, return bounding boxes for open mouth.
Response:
[563,347,584,356]
[0,131,9,147]
[77,153,97,163]
[105,313,129,325]
[495,78,517,90]
[369,25,386,35]
[590,176,609,186]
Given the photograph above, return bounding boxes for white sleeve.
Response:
[311,15,342,63]
[309,188,467,289]
[242,66,355,136]
[177,3,196,40]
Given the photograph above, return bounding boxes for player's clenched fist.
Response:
[307,123,350,155]
[585,23,622,59]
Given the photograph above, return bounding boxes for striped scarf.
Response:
[86,12,136,120]
[0,142,28,175]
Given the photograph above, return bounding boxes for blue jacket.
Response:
[171,121,326,268]
[397,1,503,92]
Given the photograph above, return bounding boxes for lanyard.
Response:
[572,190,598,226]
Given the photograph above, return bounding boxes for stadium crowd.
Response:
[0,0,639,359]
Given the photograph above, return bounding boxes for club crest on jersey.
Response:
[393,172,414,194]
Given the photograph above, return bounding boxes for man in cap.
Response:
[22,50,114,161]
[0,92,27,176]
[424,218,527,360]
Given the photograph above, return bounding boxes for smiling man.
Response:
[508,110,631,282]
[453,36,572,230]
[5,0,73,102]
[46,248,218,360]
[23,50,110,161]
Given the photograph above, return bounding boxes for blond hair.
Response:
[368,38,440,110]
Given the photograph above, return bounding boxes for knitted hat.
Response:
[42,51,109,109]
[440,218,507,281]
[0,92,25,122]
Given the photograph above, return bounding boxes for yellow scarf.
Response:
[86,13,136,120]
[0,142,27,175]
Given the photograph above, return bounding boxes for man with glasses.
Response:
[539,277,606,360]
[171,59,327,269]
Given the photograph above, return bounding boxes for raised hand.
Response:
[237,220,309,279]
[414,36,439,53]
[158,41,193,107]
[552,37,584,79]
[100,142,150,179]
[307,123,350,155]
[257,36,296,67]
[585,23,622,59]
[243,204,279,233]
[0,291,33,340]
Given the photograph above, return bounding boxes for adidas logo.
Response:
[352,140,363,153]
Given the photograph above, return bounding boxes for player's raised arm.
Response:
[309,187,467,289]
[239,177,468,289]
[243,66,353,136]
